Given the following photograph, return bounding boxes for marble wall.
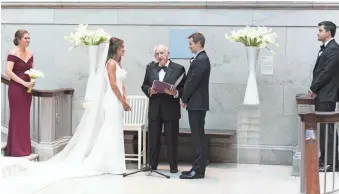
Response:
[1,2,339,164]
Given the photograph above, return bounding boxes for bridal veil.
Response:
[0,42,124,194]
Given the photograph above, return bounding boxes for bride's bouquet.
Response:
[65,24,110,50]
[225,26,279,50]
[24,69,44,93]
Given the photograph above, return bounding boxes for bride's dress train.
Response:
[0,43,128,194]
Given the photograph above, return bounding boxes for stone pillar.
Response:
[237,104,261,164]
[31,90,74,161]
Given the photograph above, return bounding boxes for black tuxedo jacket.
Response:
[310,39,339,102]
[141,60,186,120]
[181,50,211,111]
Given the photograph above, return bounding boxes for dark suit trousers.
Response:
[315,101,338,165]
[148,118,179,169]
[188,110,207,174]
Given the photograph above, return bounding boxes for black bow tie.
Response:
[320,45,326,51]
[158,66,167,72]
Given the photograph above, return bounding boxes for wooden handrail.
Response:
[1,74,74,97]
[299,111,339,124]
[296,93,315,105]
[298,111,339,194]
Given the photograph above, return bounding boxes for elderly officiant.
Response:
[141,44,186,173]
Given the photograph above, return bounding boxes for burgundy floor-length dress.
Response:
[5,54,33,157]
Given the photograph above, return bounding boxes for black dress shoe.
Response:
[319,165,339,172]
[170,168,178,173]
[319,161,324,167]
[181,170,192,175]
[179,171,204,179]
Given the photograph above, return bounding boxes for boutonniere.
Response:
[189,57,195,64]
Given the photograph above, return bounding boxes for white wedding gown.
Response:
[0,44,128,194]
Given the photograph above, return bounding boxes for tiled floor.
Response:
[2,128,339,194]
[26,163,302,194]
[1,161,339,194]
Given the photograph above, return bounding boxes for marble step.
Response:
[1,143,39,161]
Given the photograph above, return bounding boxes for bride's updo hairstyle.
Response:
[106,37,124,63]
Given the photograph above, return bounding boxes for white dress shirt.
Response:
[158,60,169,82]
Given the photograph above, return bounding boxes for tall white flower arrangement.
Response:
[65,24,110,50]
[225,26,279,49]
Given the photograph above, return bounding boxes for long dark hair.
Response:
[106,37,124,63]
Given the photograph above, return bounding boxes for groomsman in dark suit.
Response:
[180,32,211,179]
[309,21,339,172]
[141,45,186,173]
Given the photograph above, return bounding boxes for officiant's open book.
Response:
[152,73,184,93]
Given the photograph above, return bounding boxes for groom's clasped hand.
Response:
[180,99,187,108]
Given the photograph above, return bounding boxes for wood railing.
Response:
[296,94,339,194]
[1,74,74,160]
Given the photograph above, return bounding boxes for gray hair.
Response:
[153,44,169,54]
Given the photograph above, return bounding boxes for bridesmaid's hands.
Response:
[23,81,35,89]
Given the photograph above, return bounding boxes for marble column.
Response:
[237,104,261,164]
[31,93,74,161]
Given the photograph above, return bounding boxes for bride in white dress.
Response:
[0,37,130,193]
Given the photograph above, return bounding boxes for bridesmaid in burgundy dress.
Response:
[5,30,35,157]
